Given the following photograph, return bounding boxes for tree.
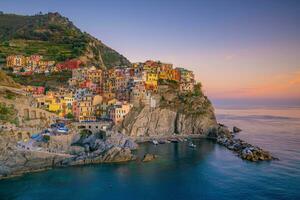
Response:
[65,113,74,119]
[194,82,203,96]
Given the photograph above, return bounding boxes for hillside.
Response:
[0,12,131,68]
[0,70,20,88]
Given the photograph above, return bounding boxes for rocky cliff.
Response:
[0,130,137,179]
[122,82,217,137]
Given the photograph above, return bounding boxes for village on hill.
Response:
[5,55,196,125]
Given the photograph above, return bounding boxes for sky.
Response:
[1,0,300,105]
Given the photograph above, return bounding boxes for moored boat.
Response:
[152,140,159,145]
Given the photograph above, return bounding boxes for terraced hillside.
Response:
[0,12,131,68]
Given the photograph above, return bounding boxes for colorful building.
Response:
[73,95,96,122]
[145,72,158,91]
[6,55,26,71]
[109,102,133,124]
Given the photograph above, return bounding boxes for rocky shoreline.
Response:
[208,124,277,162]
[0,124,277,180]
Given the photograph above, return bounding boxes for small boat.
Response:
[57,127,69,133]
[188,142,196,148]
[152,140,159,145]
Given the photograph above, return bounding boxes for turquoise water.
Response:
[0,106,300,200]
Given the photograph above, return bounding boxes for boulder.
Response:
[233,126,242,133]
[142,154,157,162]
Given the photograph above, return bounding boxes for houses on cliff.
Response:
[8,55,196,125]
[6,54,80,74]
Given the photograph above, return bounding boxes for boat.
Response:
[57,127,69,133]
[152,140,159,145]
[188,142,196,148]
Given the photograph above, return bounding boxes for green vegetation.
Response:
[9,70,71,89]
[79,129,92,138]
[0,12,131,67]
[159,82,212,117]
[0,39,75,62]
[43,135,50,142]
[193,82,203,96]
[0,13,87,63]
[65,113,74,120]
[0,103,18,125]
[3,90,17,100]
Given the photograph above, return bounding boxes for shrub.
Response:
[65,113,74,119]
[0,103,17,125]
[79,129,92,138]
[43,135,50,142]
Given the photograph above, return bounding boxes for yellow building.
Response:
[48,101,61,113]
[44,94,61,113]
[145,73,158,91]
[6,55,26,71]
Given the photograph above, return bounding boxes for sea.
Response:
[0,105,299,200]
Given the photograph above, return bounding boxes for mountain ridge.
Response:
[0,12,131,68]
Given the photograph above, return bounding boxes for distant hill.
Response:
[0,12,131,68]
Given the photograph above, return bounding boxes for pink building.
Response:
[35,86,45,95]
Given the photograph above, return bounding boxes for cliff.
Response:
[0,130,136,179]
[122,82,217,137]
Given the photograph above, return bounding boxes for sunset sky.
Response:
[1,0,300,105]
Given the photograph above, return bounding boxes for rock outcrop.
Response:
[233,126,242,133]
[142,154,157,162]
[122,83,217,138]
[208,124,276,162]
[0,131,71,178]
[0,130,137,179]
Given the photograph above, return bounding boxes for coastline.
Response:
[0,133,207,180]
[131,134,207,143]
